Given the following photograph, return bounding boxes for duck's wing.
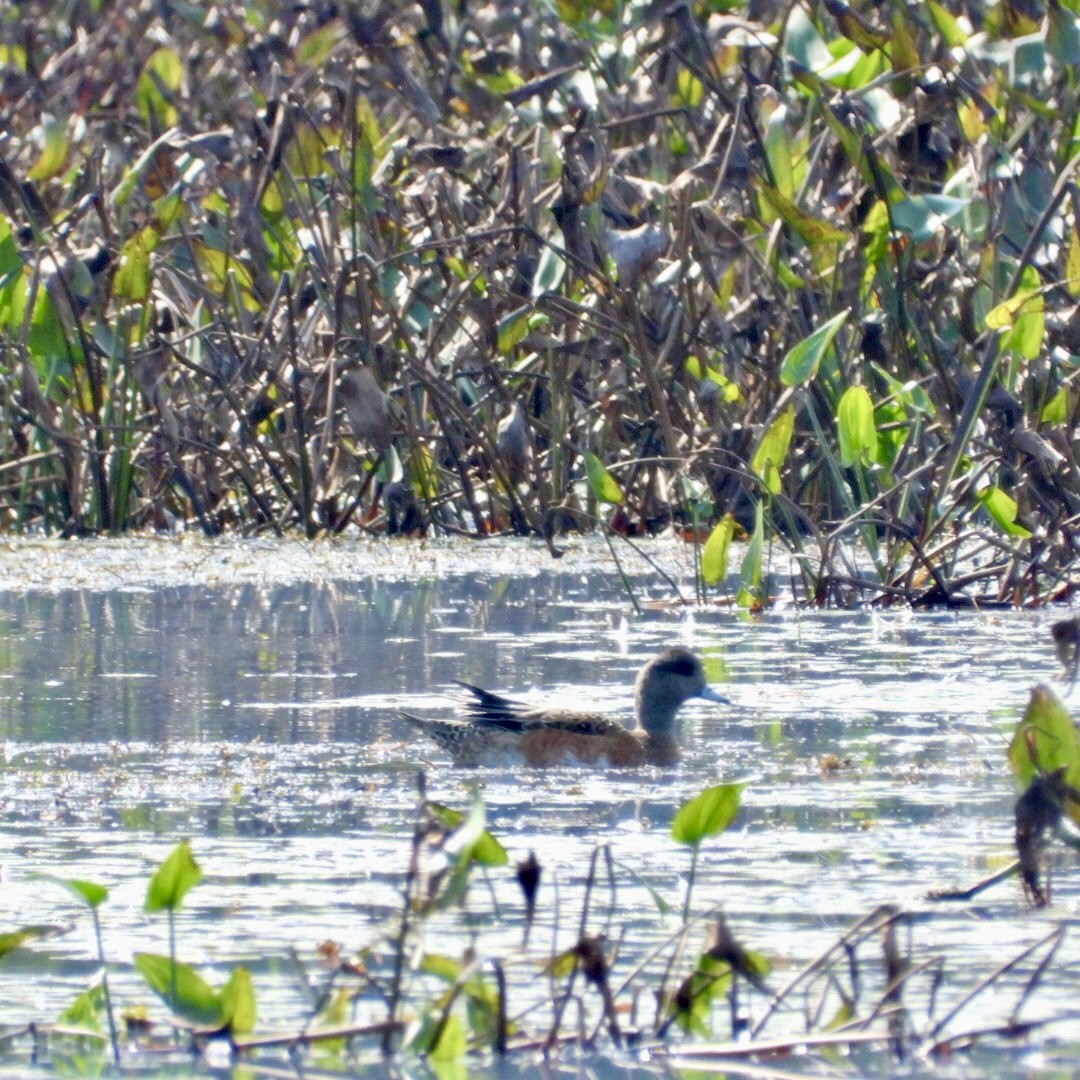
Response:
[453,681,537,726]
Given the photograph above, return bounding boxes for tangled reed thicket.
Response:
[1,0,1079,604]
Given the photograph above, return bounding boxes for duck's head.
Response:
[636,646,728,734]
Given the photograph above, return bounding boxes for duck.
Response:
[399,646,727,767]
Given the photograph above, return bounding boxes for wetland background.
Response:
[3,0,1080,1071]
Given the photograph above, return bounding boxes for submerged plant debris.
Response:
[0,1,1078,605]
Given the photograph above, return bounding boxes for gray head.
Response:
[634,646,728,734]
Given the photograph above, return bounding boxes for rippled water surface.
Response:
[0,536,1076,1078]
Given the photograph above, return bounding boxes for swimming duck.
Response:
[399,646,727,767]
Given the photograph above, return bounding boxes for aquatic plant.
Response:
[0,1,1077,606]
[0,770,1074,1074]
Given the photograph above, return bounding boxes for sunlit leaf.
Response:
[998,267,1044,359]
[136,48,183,127]
[672,783,745,847]
[780,310,849,387]
[496,306,531,354]
[26,114,69,182]
[701,514,736,586]
[146,840,202,913]
[1041,388,1068,424]
[219,966,256,1035]
[48,877,108,909]
[113,227,160,302]
[133,953,223,1027]
[751,405,794,494]
[976,486,1032,538]
[755,181,847,249]
[59,981,105,1031]
[0,925,61,958]
[889,9,921,74]
[926,0,968,46]
[737,500,765,609]
[836,385,878,466]
[531,245,566,297]
[764,105,795,200]
[1008,686,1080,826]
[427,802,509,867]
[585,452,623,504]
[667,954,732,1035]
[784,5,833,71]
[1067,227,1080,298]
[890,194,971,243]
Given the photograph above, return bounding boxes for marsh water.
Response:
[0,536,1077,1077]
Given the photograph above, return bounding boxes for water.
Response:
[0,537,1076,1077]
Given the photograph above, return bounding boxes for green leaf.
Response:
[420,953,463,982]
[667,953,733,1036]
[750,405,795,494]
[701,514,736,587]
[784,5,833,71]
[890,194,971,243]
[976,486,1032,538]
[113,226,160,302]
[496,306,531,354]
[998,267,1044,359]
[48,877,108,909]
[59,982,105,1031]
[1067,227,1080,297]
[531,245,566,297]
[780,310,849,387]
[0,925,60,958]
[136,48,183,127]
[1041,387,1068,424]
[737,501,765,609]
[133,953,223,1027]
[926,0,968,47]
[427,803,509,867]
[755,181,847,248]
[672,783,745,848]
[1047,0,1080,66]
[1008,686,1080,826]
[219,967,257,1035]
[763,105,795,200]
[585,452,623,504]
[836,385,878,466]
[26,114,69,182]
[146,840,203,913]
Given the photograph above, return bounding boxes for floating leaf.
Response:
[976,486,1032,538]
[672,783,745,847]
[585,452,623,504]
[751,405,795,494]
[780,310,849,387]
[836,385,878,466]
[701,514,736,586]
[134,953,223,1027]
[146,840,202,913]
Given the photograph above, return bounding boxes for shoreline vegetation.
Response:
[1,0,1078,606]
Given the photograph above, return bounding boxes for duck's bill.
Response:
[698,686,731,704]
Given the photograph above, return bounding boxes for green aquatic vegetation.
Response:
[0,0,1075,605]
